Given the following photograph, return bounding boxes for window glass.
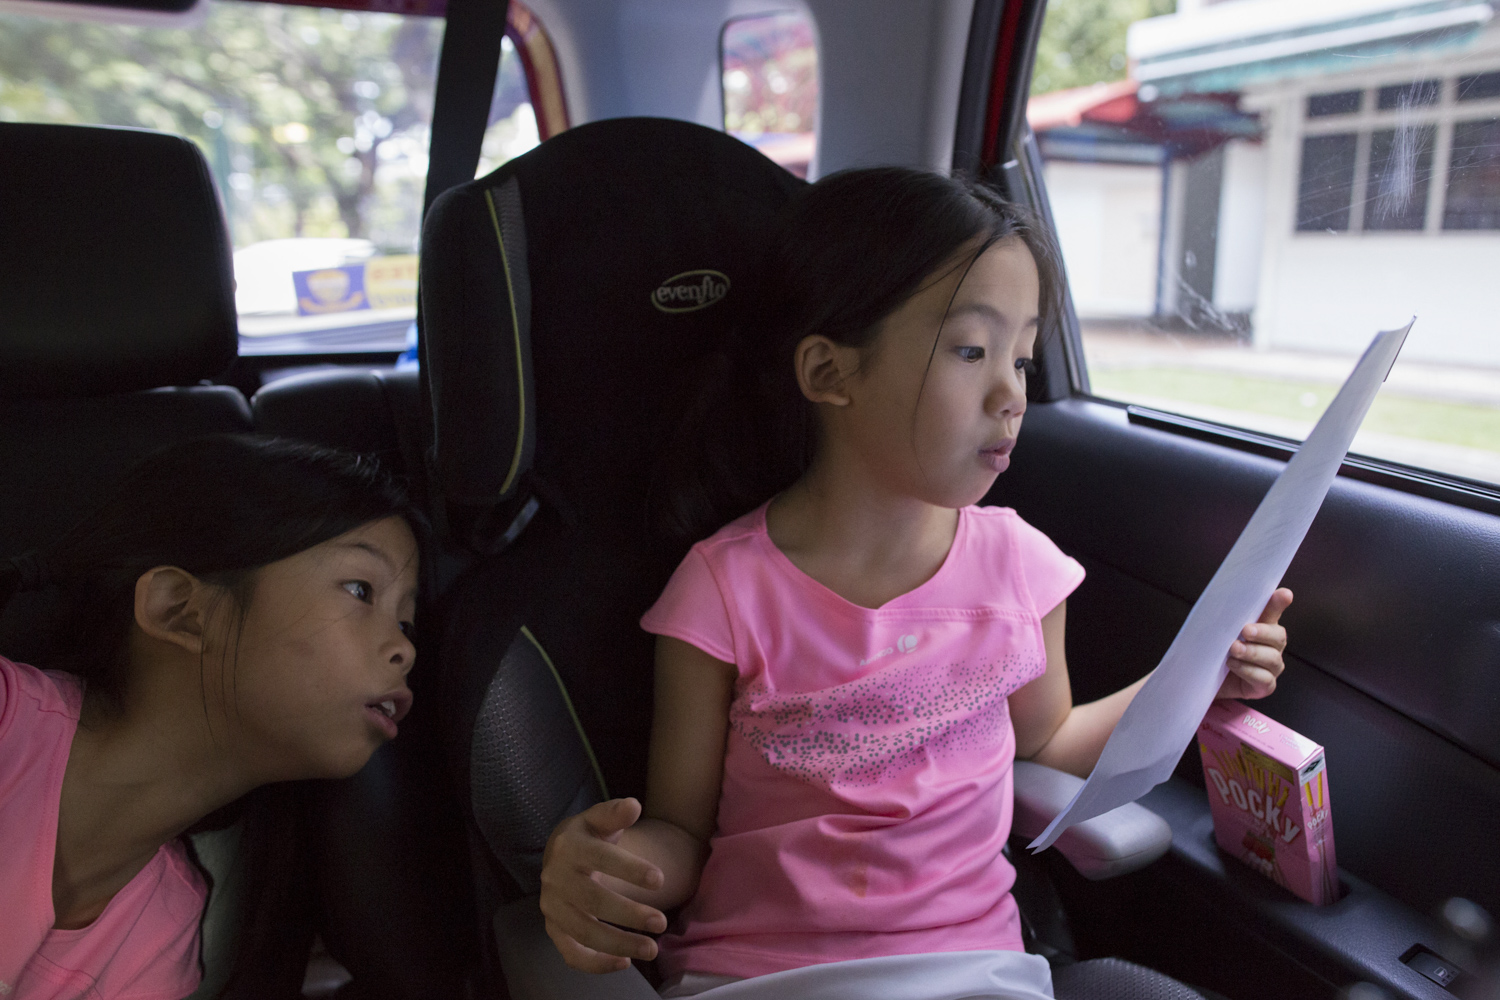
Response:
[1296,134,1357,232]
[475,4,564,180]
[1307,90,1361,117]
[1032,0,1500,487]
[0,0,443,355]
[1444,118,1500,229]
[1377,79,1441,110]
[1458,71,1500,102]
[1366,124,1435,231]
[721,12,817,178]
[476,36,540,178]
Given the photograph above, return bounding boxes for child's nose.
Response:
[390,632,416,673]
[986,371,1027,417]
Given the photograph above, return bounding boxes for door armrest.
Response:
[1012,760,1172,880]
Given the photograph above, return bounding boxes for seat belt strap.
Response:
[423,0,510,217]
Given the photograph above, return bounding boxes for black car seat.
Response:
[418,116,1208,1000]
[0,122,312,997]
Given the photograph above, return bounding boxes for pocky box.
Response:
[1197,700,1338,905]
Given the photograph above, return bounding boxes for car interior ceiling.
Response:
[0,0,1496,999]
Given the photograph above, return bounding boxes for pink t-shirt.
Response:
[640,503,1085,980]
[0,656,207,1000]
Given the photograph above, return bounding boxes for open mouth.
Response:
[364,690,412,737]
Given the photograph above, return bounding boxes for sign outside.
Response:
[293,255,418,316]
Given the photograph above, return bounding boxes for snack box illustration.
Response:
[1197,700,1338,905]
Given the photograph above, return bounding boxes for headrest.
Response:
[420,117,805,548]
[0,123,238,398]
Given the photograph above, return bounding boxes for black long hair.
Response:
[0,434,417,997]
[656,167,1065,543]
[0,434,415,710]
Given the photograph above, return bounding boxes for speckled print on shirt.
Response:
[731,649,1045,788]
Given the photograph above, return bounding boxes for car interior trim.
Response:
[1126,404,1500,518]
[484,181,533,499]
[521,625,609,801]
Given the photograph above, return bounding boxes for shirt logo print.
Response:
[858,632,921,666]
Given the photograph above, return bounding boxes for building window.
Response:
[720,12,818,178]
[1444,117,1500,230]
[1377,78,1440,110]
[1296,75,1500,234]
[1366,124,1435,231]
[1296,134,1357,231]
[1458,72,1500,102]
[1307,90,1361,117]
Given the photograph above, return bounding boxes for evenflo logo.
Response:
[651,270,730,313]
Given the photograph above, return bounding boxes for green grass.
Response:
[1090,368,1500,452]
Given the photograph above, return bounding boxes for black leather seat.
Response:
[0,122,311,998]
[417,117,1208,999]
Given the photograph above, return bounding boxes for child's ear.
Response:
[134,566,212,655]
[794,334,858,407]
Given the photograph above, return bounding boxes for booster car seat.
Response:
[0,122,313,998]
[419,116,1195,1000]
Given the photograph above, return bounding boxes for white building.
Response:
[1034,0,1500,369]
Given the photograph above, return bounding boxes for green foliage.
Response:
[1032,0,1175,96]
[0,2,442,248]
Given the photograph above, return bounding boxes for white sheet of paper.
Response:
[1029,321,1412,852]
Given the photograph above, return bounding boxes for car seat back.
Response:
[0,122,309,999]
[419,118,804,980]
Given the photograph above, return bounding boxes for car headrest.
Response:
[0,123,238,398]
[420,117,806,550]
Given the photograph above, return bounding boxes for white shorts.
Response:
[658,950,1055,1000]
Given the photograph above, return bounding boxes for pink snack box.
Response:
[1197,700,1338,905]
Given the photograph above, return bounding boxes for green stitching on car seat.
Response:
[519,625,609,799]
[484,186,528,499]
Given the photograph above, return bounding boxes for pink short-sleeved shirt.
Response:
[640,503,1085,980]
[0,655,207,1000]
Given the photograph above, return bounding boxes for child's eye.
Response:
[343,580,373,603]
[1015,358,1038,378]
[399,621,417,642]
[956,346,985,362]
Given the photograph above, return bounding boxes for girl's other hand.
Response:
[539,797,669,974]
[1218,588,1293,701]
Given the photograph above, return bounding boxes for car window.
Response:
[721,11,817,179]
[1029,0,1500,488]
[0,0,551,358]
[477,3,564,178]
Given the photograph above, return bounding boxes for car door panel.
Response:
[988,398,1499,993]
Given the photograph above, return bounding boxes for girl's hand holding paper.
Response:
[1218,588,1292,701]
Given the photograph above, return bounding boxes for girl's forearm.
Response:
[598,817,708,910]
[1027,673,1151,778]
